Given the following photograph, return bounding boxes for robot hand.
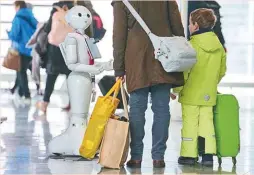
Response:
[89,64,104,75]
[94,60,113,71]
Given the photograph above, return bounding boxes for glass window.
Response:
[0,23,11,39]
[0,40,11,57]
[33,6,52,22]
[218,0,254,81]
[0,5,15,21]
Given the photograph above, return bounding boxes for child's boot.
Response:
[178,156,197,165]
[202,154,213,167]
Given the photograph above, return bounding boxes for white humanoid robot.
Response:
[48,5,112,158]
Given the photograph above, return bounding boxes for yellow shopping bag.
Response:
[79,79,121,159]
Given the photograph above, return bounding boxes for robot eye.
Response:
[78,13,82,17]
[87,14,90,18]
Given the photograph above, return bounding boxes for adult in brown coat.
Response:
[112,1,185,168]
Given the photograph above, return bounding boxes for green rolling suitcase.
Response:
[214,94,240,166]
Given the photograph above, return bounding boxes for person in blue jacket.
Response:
[7,1,38,102]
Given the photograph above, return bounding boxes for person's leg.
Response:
[28,60,41,94]
[11,74,19,94]
[43,74,58,103]
[36,74,58,112]
[198,106,216,166]
[150,84,171,163]
[179,104,199,165]
[17,55,32,99]
[128,87,149,162]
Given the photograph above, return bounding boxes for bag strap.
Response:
[122,0,151,35]
[120,82,129,120]
[104,79,121,102]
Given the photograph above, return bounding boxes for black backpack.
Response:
[92,13,106,43]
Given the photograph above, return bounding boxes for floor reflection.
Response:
[0,88,254,174]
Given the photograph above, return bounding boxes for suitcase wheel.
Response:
[218,157,222,166]
[232,157,237,166]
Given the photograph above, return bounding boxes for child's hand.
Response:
[170,93,177,100]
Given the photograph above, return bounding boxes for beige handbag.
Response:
[99,82,130,169]
[2,48,21,71]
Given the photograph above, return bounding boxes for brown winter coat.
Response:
[112,1,185,93]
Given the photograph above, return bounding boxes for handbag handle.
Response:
[104,79,121,103]
[122,0,151,35]
[120,82,129,120]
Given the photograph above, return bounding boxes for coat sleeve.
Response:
[7,17,21,42]
[218,52,227,83]
[168,1,185,37]
[112,2,128,77]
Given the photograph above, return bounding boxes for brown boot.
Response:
[153,160,165,168]
[126,160,142,168]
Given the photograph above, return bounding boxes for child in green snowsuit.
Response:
[177,8,227,166]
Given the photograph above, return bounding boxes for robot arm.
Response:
[62,36,104,75]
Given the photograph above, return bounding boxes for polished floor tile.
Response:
[0,87,254,174]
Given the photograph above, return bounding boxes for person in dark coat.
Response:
[187,1,226,49]
[112,1,184,168]
[36,0,93,113]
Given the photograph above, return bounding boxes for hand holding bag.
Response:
[98,81,130,169]
[122,0,197,72]
[79,80,121,159]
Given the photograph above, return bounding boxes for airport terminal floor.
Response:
[0,87,253,174]
[0,0,254,174]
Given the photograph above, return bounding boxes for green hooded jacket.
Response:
[178,31,226,106]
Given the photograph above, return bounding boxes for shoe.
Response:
[36,101,48,113]
[0,117,7,124]
[202,154,213,167]
[126,160,142,168]
[153,160,165,168]
[62,104,71,111]
[10,88,15,94]
[24,98,31,105]
[178,156,197,165]
[37,89,43,96]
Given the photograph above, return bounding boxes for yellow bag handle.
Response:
[104,79,121,102]
[120,82,129,120]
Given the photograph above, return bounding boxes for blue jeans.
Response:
[129,84,171,160]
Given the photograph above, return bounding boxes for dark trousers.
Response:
[12,64,40,95]
[43,73,70,102]
[17,55,32,98]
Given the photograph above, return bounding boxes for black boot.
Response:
[202,154,213,167]
[178,156,197,165]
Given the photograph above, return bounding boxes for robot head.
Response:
[65,5,92,31]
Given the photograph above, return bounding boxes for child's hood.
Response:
[190,32,222,52]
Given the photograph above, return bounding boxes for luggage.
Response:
[79,80,121,159]
[99,82,129,169]
[213,94,240,166]
[98,76,129,109]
